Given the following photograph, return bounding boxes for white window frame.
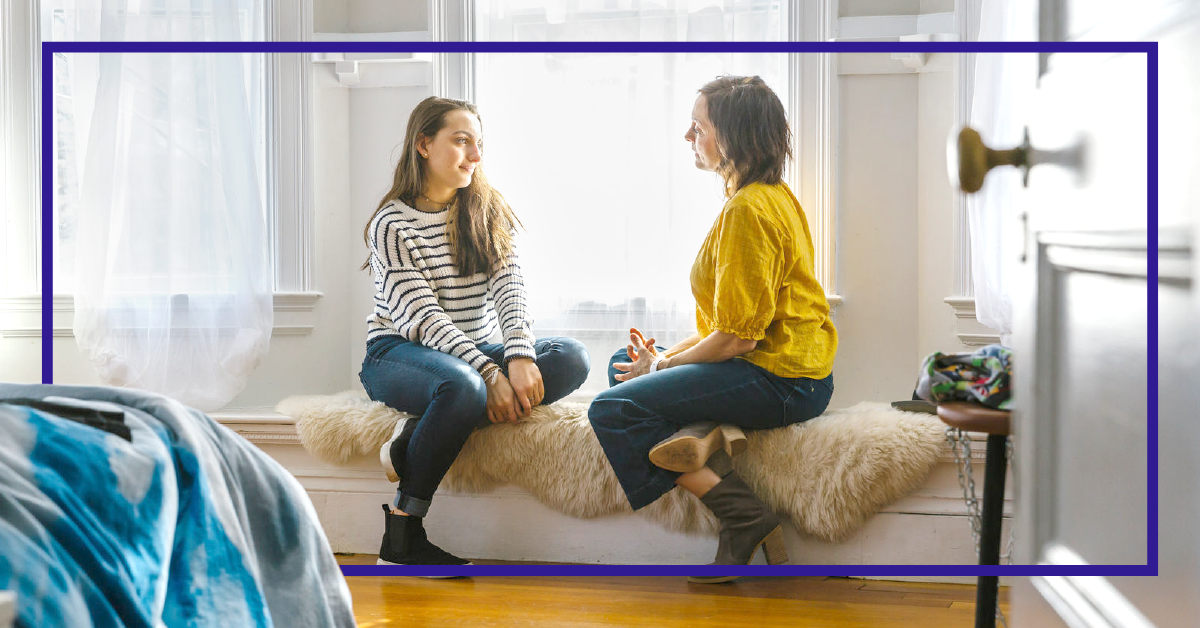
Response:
[1,0,42,300]
[442,0,840,304]
[945,0,1002,346]
[0,0,321,340]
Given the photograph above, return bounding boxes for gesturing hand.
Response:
[613,330,658,383]
[506,357,544,418]
[625,327,658,361]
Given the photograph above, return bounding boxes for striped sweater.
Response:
[365,200,536,374]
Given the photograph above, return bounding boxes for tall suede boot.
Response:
[648,422,748,472]
[376,504,471,568]
[688,472,788,584]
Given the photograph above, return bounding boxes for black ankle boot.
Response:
[376,504,471,567]
[688,472,788,584]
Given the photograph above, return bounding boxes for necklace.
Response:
[419,193,453,207]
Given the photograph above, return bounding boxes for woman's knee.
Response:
[587,387,655,427]
[433,364,488,417]
[553,336,592,381]
[587,388,623,426]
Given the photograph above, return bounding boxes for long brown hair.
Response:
[361,96,522,275]
[697,76,792,196]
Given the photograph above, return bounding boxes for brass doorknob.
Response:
[951,126,1032,194]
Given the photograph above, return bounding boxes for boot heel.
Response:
[380,442,399,483]
[649,422,722,472]
[380,417,412,483]
[719,424,747,457]
[761,526,788,565]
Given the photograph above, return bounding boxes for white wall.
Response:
[345,84,433,389]
[916,67,970,364]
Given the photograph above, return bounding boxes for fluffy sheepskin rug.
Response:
[276,392,945,543]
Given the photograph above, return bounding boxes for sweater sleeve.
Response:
[709,204,785,341]
[370,216,496,375]
[487,234,536,363]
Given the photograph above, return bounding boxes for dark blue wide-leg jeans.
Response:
[589,346,833,511]
[359,335,590,516]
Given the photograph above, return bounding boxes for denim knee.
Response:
[434,364,488,420]
[587,386,632,427]
[555,336,591,382]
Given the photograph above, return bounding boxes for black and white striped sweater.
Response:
[365,200,536,374]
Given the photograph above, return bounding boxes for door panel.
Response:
[1046,242,1147,566]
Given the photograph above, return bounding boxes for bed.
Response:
[0,383,355,628]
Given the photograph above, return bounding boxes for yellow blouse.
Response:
[690,182,837,379]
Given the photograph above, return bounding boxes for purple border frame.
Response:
[39,41,1159,578]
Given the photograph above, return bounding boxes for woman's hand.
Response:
[613,331,659,382]
[625,327,658,361]
[485,372,521,423]
[506,357,544,417]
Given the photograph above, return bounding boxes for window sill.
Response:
[0,292,324,339]
[943,296,1002,346]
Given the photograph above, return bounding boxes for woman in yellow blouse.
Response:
[588,76,837,580]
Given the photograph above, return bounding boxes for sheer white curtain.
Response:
[60,0,271,411]
[475,0,787,394]
[966,0,1036,347]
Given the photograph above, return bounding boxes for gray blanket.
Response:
[0,383,354,628]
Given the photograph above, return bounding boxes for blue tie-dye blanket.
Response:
[0,384,355,628]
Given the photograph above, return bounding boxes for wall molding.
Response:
[312,54,432,88]
[0,292,323,339]
[834,13,958,40]
[943,296,1002,346]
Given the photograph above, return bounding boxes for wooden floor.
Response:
[337,555,1010,628]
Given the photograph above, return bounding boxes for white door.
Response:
[1011,1,1199,626]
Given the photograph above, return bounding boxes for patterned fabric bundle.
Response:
[915,344,1013,409]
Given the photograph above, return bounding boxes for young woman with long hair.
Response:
[588,76,838,581]
[360,96,590,566]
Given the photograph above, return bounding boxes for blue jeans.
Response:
[589,347,833,510]
[359,335,590,516]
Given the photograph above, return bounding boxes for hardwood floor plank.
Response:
[338,555,1005,627]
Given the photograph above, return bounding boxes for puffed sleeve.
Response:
[708,204,785,340]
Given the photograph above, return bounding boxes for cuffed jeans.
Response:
[589,347,833,511]
[359,335,590,516]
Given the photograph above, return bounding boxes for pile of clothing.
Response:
[915,344,1013,410]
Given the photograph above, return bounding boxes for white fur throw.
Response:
[275,392,945,543]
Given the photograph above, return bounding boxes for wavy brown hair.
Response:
[697,75,793,196]
[361,96,521,275]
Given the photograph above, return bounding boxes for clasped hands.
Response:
[612,327,660,383]
[485,357,544,424]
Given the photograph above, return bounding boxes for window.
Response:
[46,0,268,295]
[471,1,800,394]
